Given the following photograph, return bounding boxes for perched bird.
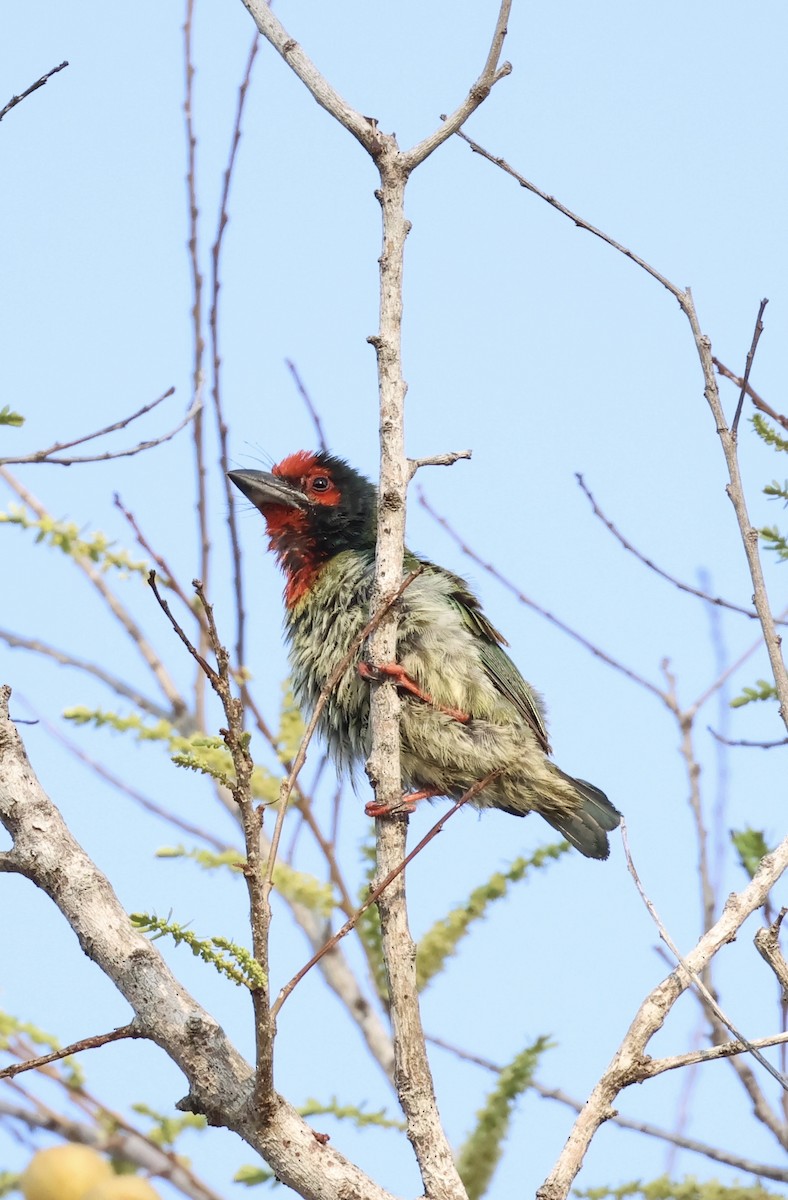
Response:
[229,451,620,859]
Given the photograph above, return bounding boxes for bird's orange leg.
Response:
[365,788,441,818]
[358,660,470,724]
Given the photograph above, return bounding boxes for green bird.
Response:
[229,451,620,859]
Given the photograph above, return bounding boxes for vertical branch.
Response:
[365,153,468,1199]
[183,0,210,729]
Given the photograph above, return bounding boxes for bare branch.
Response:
[0,388,203,467]
[0,468,189,717]
[643,1031,788,1079]
[755,908,788,1001]
[537,828,788,1198]
[0,1025,141,1081]
[623,820,786,1089]
[0,62,69,123]
[404,2,513,170]
[407,449,472,481]
[427,1036,788,1184]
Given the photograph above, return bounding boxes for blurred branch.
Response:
[0,631,173,722]
[183,0,209,731]
[0,1096,222,1200]
[211,35,259,691]
[0,62,69,123]
[0,468,189,718]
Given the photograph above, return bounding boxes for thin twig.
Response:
[0,1025,141,1080]
[731,299,768,438]
[418,487,667,702]
[576,472,783,624]
[211,35,259,696]
[708,730,788,750]
[0,62,69,122]
[270,770,501,1020]
[0,387,178,465]
[714,357,788,431]
[286,360,329,453]
[183,0,209,732]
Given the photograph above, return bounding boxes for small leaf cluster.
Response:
[130,913,266,989]
[752,413,788,559]
[130,1102,207,1148]
[456,1036,551,1200]
[730,828,773,879]
[63,706,283,800]
[416,842,569,991]
[158,844,336,916]
[730,680,777,709]
[0,406,24,427]
[0,503,148,574]
[576,1176,784,1200]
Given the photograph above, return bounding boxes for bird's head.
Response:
[229,451,377,606]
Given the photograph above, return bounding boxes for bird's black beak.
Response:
[228,469,307,510]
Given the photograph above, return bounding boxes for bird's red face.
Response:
[229,451,377,607]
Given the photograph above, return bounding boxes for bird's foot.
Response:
[358,660,470,724]
[364,788,440,818]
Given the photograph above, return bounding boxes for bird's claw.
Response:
[364,788,439,818]
[358,659,471,724]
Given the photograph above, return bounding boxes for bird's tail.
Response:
[544,771,621,861]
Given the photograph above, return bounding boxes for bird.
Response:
[229,451,620,859]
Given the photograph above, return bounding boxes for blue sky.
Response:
[1,3,787,1197]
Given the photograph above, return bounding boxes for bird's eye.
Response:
[311,476,330,492]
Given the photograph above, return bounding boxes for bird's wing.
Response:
[442,570,552,755]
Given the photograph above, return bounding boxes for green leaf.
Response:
[759,524,788,561]
[299,1097,404,1131]
[752,412,788,453]
[130,913,266,989]
[0,504,147,573]
[730,679,777,708]
[0,406,24,427]
[576,1175,785,1200]
[130,1103,206,1148]
[730,828,773,879]
[416,842,569,991]
[456,1036,551,1200]
[234,1164,276,1187]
